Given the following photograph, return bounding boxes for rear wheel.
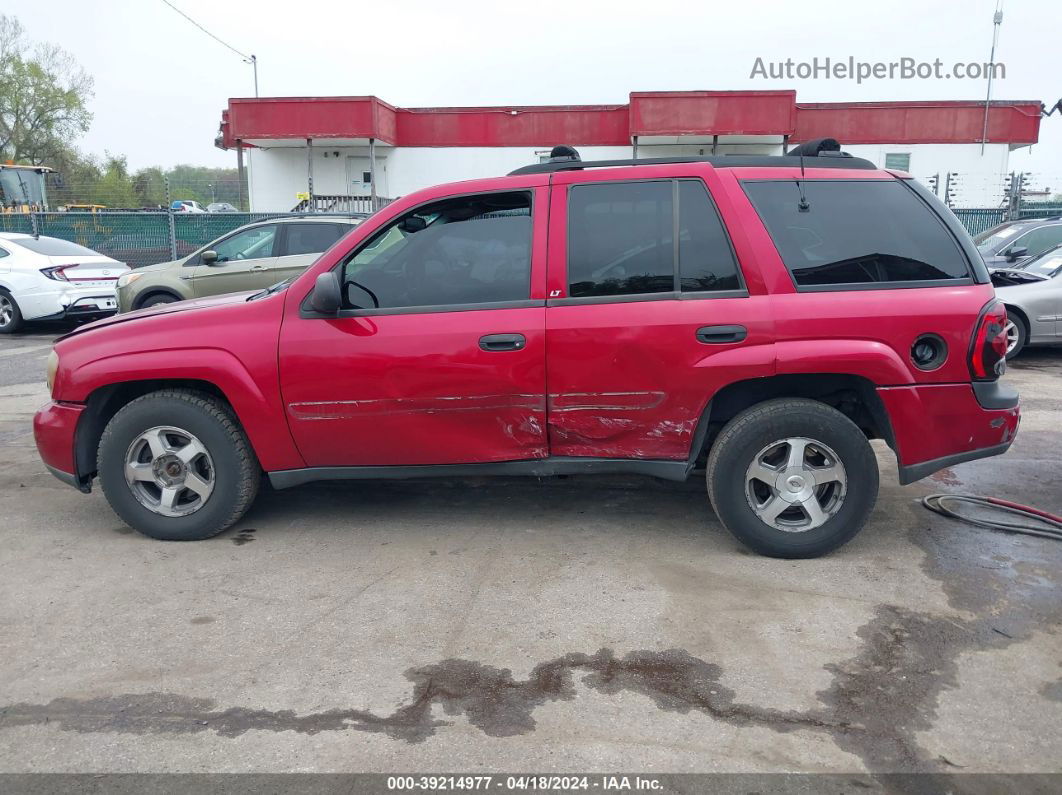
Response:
[0,290,24,333]
[706,398,879,558]
[97,390,260,540]
[1003,314,1027,360]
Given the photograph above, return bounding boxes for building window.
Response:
[362,171,372,185]
[884,153,911,172]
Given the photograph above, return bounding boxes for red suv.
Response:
[34,145,1019,557]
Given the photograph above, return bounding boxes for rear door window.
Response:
[284,223,348,257]
[743,180,971,288]
[566,179,741,298]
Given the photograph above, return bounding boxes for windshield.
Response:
[14,237,101,257]
[0,169,46,208]
[975,224,1025,253]
[1010,247,1062,278]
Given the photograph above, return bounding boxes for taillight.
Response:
[40,266,72,282]
[969,301,1008,381]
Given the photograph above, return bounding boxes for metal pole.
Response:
[251,54,258,97]
[165,176,177,260]
[236,141,246,211]
[980,4,1003,155]
[306,138,314,212]
[712,134,719,155]
[30,211,39,239]
[369,137,377,211]
[632,136,638,160]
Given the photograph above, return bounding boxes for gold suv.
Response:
[116,217,359,312]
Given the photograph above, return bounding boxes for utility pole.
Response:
[927,173,940,196]
[943,172,955,208]
[980,1,1004,155]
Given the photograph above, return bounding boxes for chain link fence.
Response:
[0,211,368,268]
[2,202,1061,269]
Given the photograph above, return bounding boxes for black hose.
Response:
[921,494,1062,541]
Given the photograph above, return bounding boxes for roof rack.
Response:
[508,139,876,176]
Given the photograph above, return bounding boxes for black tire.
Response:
[97,389,260,541]
[706,398,879,559]
[138,293,179,309]
[0,289,24,334]
[1004,312,1027,360]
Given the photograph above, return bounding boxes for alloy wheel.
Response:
[0,294,13,328]
[124,426,215,517]
[1003,319,1020,354]
[745,436,847,532]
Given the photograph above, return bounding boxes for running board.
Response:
[268,457,691,490]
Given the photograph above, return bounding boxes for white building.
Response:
[215,91,1043,212]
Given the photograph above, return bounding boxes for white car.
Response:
[0,233,129,333]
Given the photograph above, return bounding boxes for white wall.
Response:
[247,141,1014,211]
[843,143,1011,207]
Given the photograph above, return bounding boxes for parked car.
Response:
[989,242,1062,358]
[0,234,128,333]
[35,146,1019,558]
[207,202,238,213]
[975,216,1062,269]
[171,200,206,213]
[115,217,360,311]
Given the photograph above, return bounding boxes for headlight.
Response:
[117,272,142,289]
[46,349,59,395]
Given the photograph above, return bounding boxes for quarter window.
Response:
[567,180,741,298]
[743,180,970,287]
[341,191,532,309]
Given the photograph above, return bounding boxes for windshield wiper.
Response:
[247,277,295,301]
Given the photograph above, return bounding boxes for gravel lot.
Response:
[0,324,1059,775]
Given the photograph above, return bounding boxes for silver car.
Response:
[991,243,1062,358]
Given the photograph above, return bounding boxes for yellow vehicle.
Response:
[64,204,107,213]
[0,164,52,213]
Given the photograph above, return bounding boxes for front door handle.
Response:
[479,333,526,352]
[249,265,267,272]
[696,325,747,344]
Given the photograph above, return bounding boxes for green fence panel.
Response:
[32,212,172,268]
[0,214,33,234]
[952,208,1006,237]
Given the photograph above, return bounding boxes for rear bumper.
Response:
[878,382,1020,485]
[33,400,88,492]
[19,285,118,322]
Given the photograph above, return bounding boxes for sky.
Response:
[12,0,1062,190]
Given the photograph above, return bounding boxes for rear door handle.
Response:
[479,333,526,352]
[249,265,267,271]
[696,325,747,344]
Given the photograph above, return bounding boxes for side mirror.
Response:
[1006,246,1028,263]
[201,250,219,265]
[399,216,427,233]
[310,271,341,315]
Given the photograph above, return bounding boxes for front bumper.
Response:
[33,400,88,492]
[878,382,1021,485]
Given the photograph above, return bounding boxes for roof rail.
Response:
[509,140,877,176]
[508,153,877,176]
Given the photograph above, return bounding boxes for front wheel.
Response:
[97,390,260,540]
[706,398,879,558]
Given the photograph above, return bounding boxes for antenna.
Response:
[796,150,810,212]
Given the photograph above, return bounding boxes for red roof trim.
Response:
[219,92,1042,149]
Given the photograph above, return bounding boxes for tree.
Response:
[0,15,93,165]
